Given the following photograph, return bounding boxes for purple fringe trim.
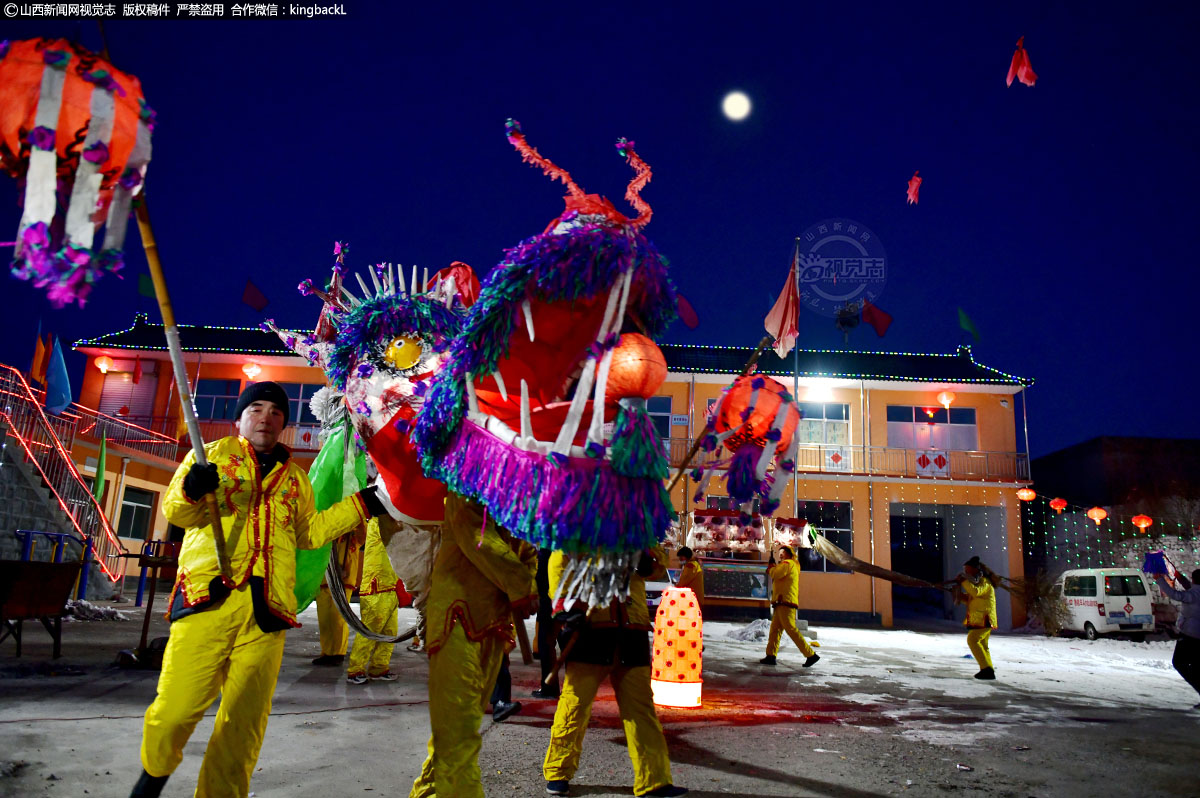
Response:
[726,443,763,507]
[428,420,673,553]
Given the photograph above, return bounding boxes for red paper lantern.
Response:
[712,375,799,453]
[1132,514,1153,532]
[937,390,956,410]
[651,587,703,708]
[1017,488,1036,501]
[94,355,114,374]
[1049,498,1068,514]
[1086,507,1108,526]
[606,332,667,401]
[1,38,154,306]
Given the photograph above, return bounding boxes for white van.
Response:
[1051,568,1155,641]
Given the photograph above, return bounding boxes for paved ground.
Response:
[1,599,1198,798]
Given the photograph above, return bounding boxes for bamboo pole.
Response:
[134,197,233,584]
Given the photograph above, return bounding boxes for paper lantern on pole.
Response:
[1049,498,1068,514]
[694,374,800,515]
[1132,514,1153,532]
[1017,488,1036,501]
[1086,506,1108,526]
[1,38,155,306]
[651,586,703,708]
[937,390,956,410]
[94,355,114,374]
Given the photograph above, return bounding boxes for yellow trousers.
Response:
[409,623,506,798]
[543,661,673,796]
[967,628,993,669]
[316,584,352,656]
[141,585,285,798]
[767,606,815,658]
[347,591,399,677]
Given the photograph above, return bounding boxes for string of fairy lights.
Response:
[1020,492,1200,569]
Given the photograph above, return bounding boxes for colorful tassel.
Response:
[610,398,669,481]
[726,443,763,506]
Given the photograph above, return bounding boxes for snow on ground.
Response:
[703,620,1197,746]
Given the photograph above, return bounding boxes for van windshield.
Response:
[1104,575,1147,597]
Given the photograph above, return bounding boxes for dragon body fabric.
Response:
[413,121,680,608]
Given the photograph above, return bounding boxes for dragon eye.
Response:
[384,335,424,371]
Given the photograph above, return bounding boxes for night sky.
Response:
[3,2,1198,458]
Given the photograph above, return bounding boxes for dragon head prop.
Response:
[413,121,680,606]
[267,245,477,524]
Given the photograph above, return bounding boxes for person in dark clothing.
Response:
[490,654,522,721]
[533,548,560,698]
[1152,567,1200,709]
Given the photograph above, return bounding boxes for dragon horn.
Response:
[615,137,652,230]
[505,119,585,198]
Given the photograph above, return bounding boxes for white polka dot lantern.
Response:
[651,586,703,707]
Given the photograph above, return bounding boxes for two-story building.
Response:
[67,313,1033,627]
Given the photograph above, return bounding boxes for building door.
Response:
[889,514,946,620]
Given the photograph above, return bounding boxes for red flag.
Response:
[764,248,800,358]
[31,334,48,385]
[907,171,922,205]
[132,355,143,384]
[242,279,269,312]
[862,299,893,337]
[677,293,699,329]
[1006,36,1038,87]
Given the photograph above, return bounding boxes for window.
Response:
[117,487,156,540]
[1105,575,1147,597]
[647,396,672,440]
[796,500,852,573]
[1063,575,1096,597]
[277,382,324,426]
[706,496,760,513]
[886,405,978,451]
[796,402,850,446]
[194,379,242,420]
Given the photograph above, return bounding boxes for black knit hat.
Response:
[234,381,290,427]
[964,555,982,568]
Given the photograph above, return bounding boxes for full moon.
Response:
[722,91,751,121]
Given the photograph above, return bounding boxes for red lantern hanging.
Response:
[1131,514,1153,532]
[0,38,154,306]
[1049,498,1068,514]
[1017,488,1036,501]
[700,374,801,514]
[1086,507,1108,526]
[651,586,703,708]
[605,332,667,401]
[936,390,955,410]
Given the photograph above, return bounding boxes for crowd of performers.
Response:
[121,119,1198,798]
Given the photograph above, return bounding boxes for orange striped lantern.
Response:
[1016,488,1036,501]
[1132,514,1153,532]
[651,586,703,708]
[1049,498,1068,514]
[1086,506,1108,526]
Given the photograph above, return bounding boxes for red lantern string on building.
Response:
[1049,498,1068,514]
[1017,488,1036,501]
[1132,514,1153,532]
[651,586,703,708]
[1086,507,1108,526]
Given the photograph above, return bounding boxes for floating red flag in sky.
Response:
[242,279,269,312]
[1007,36,1038,87]
[677,293,700,329]
[862,299,893,337]
[907,171,922,205]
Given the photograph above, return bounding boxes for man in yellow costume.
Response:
[956,555,1000,680]
[130,382,387,798]
[759,545,819,668]
[542,548,688,797]
[675,546,704,604]
[311,534,362,666]
[408,493,538,798]
[346,516,411,684]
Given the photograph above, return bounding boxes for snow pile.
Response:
[63,600,132,622]
[726,618,772,641]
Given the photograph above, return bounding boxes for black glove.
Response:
[183,463,220,501]
[635,550,657,577]
[357,485,388,518]
[768,553,776,565]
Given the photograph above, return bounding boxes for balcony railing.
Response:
[663,438,1029,483]
[67,405,182,461]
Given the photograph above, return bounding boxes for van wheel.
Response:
[1084,622,1099,640]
